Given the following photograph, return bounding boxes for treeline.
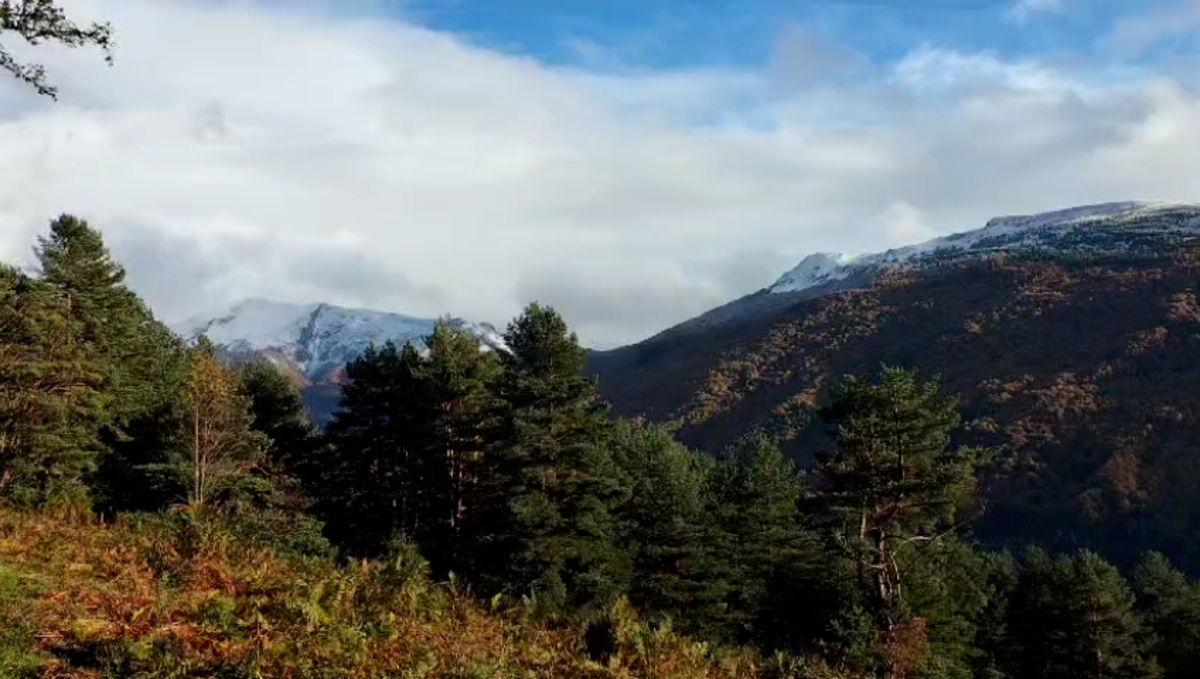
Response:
[5,215,1200,678]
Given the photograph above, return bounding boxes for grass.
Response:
[0,507,856,679]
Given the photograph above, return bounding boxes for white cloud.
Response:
[1107,0,1200,54]
[1,1,1199,346]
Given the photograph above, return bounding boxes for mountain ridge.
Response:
[588,200,1200,570]
[174,298,507,387]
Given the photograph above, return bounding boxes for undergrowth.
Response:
[0,507,854,679]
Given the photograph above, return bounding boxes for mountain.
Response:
[590,200,1200,570]
[175,299,507,421]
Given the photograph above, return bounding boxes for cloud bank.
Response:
[1,0,1199,347]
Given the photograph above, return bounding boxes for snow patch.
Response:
[769,201,1200,295]
[174,300,508,382]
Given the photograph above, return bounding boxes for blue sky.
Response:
[3,0,1200,346]
[394,0,1175,73]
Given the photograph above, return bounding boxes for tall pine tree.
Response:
[0,265,106,506]
[321,340,427,556]
[34,214,189,511]
[493,303,624,611]
[815,367,986,634]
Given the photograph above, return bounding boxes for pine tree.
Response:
[320,340,426,555]
[33,214,189,511]
[318,322,507,572]
[814,366,986,636]
[1,0,114,98]
[1133,552,1200,679]
[493,303,624,610]
[708,441,843,650]
[1063,551,1160,679]
[608,419,720,631]
[417,321,505,579]
[1006,549,1160,679]
[0,265,106,506]
[239,359,317,471]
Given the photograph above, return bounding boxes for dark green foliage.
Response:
[815,367,987,633]
[901,540,991,679]
[1134,552,1200,679]
[34,215,190,512]
[608,419,723,630]
[320,321,506,579]
[492,303,625,610]
[712,442,845,651]
[0,266,106,507]
[240,360,316,463]
[1001,549,1160,679]
[411,321,505,578]
[321,339,428,556]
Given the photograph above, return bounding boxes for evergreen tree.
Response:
[239,359,317,471]
[1006,549,1160,679]
[33,214,189,511]
[416,321,505,579]
[814,366,986,636]
[970,551,1020,679]
[0,266,106,506]
[1133,552,1200,679]
[494,303,624,610]
[321,340,427,556]
[1,0,114,98]
[900,539,992,679]
[714,441,843,651]
[608,419,723,633]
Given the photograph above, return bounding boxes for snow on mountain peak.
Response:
[771,252,858,293]
[174,299,507,383]
[769,201,1200,296]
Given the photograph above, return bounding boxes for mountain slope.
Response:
[590,201,1200,571]
[176,299,507,422]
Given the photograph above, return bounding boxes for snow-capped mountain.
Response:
[770,201,1200,295]
[175,299,507,384]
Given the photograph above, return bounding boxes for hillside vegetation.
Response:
[0,507,802,679]
[592,248,1200,572]
[9,214,1200,679]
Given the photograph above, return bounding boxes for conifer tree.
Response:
[320,340,427,555]
[494,303,624,610]
[0,265,106,506]
[320,322,506,571]
[1133,552,1200,679]
[34,214,189,510]
[1,0,114,98]
[416,321,504,578]
[814,366,986,637]
[609,419,721,630]
[1006,549,1160,679]
[709,442,843,650]
[239,359,316,470]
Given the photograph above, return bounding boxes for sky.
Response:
[2,0,1200,348]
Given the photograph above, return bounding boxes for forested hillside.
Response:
[592,248,1200,574]
[6,215,1200,679]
